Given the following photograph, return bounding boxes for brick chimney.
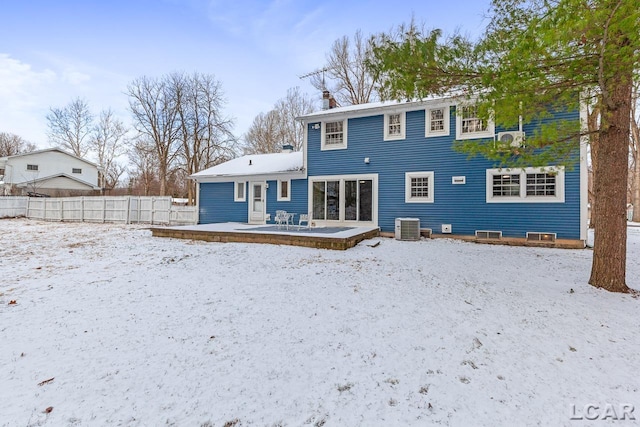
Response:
[322,90,330,110]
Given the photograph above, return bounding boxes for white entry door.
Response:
[248,181,266,224]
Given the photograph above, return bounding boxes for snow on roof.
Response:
[298,94,461,120]
[191,151,303,179]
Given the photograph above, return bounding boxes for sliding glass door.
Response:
[311,175,376,224]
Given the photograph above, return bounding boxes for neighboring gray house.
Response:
[0,148,102,196]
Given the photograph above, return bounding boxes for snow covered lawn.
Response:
[1,219,639,426]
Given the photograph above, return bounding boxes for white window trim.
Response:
[234,181,246,202]
[277,179,291,201]
[405,171,435,203]
[384,111,406,141]
[321,119,348,150]
[455,104,495,140]
[425,107,450,137]
[486,166,565,203]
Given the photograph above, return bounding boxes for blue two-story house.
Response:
[193,95,588,247]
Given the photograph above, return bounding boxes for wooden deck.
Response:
[150,223,380,250]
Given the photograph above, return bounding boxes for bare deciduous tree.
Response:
[46,97,93,157]
[127,73,235,198]
[0,132,37,157]
[128,138,158,197]
[172,72,236,203]
[308,30,379,106]
[274,87,315,151]
[127,76,181,197]
[91,109,128,193]
[243,87,315,154]
[243,110,284,155]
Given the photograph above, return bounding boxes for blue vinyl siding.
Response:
[198,182,248,224]
[198,179,308,224]
[307,106,582,239]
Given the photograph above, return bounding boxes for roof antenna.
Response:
[298,66,330,90]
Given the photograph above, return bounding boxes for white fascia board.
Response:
[297,97,459,123]
[191,170,306,183]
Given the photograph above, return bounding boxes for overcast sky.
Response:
[0,0,490,149]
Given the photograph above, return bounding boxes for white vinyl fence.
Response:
[0,196,29,218]
[0,196,197,225]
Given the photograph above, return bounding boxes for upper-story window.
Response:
[72,168,82,174]
[456,105,494,140]
[321,120,348,150]
[384,112,406,141]
[425,106,450,137]
[27,164,39,171]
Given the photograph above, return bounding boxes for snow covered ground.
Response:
[1,218,639,427]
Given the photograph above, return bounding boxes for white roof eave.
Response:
[190,169,306,183]
[296,95,463,122]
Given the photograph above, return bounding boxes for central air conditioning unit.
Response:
[395,218,420,241]
[496,131,525,149]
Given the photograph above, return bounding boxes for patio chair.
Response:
[275,210,290,229]
[297,213,310,230]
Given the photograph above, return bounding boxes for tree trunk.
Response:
[587,104,600,229]
[589,74,632,293]
[159,166,167,197]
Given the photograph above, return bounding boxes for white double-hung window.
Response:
[456,105,494,139]
[384,112,406,140]
[425,106,450,137]
[321,120,347,150]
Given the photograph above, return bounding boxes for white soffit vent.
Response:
[395,218,420,241]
